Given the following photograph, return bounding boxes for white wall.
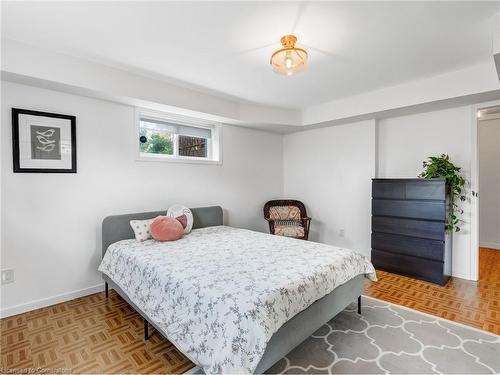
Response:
[1,81,284,316]
[478,117,500,249]
[377,107,472,279]
[283,107,475,279]
[283,121,376,257]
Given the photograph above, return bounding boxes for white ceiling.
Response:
[2,1,499,110]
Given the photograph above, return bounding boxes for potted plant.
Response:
[419,154,466,232]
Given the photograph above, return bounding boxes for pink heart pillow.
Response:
[151,216,184,241]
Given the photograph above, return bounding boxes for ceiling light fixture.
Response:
[270,35,308,76]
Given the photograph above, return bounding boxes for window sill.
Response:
[136,154,222,166]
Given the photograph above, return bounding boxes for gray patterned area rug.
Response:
[266,296,500,374]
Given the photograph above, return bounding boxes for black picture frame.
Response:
[12,108,77,173]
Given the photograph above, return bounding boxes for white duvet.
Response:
[98,226,376,374]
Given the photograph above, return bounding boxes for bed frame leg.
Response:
[357,296,362,314]
[144,317,149,340]
[105,282,109,298]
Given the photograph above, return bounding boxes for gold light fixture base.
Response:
[280,34,297,48]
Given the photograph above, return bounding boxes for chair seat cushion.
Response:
[274,224,305,238]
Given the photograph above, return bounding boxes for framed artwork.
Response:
[12,108,77,173]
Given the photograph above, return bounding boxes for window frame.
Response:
[135,108,222,165]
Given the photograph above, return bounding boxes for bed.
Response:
[99,206,376,374]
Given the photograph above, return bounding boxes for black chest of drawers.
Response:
[371,178,452,285]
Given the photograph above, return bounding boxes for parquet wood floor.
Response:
[1,291,194,373]
[365,247,500,334]
[2,248,499,373]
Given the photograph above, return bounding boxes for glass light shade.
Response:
[270,35,308,76]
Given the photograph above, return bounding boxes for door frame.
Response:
[469,99,500,281]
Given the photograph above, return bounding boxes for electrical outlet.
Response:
[339,229,345,237]
[1,269,14,285]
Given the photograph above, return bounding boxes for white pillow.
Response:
[167,205,193,234]
[130,218,155,241]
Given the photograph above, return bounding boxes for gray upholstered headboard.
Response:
[102,205,223,256]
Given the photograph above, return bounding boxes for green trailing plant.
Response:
[419,154,466,232]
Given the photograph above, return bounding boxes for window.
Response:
[137,110,221,164]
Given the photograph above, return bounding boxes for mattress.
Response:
[98,225,376,374]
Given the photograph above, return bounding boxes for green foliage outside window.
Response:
[146,133,173,154]
[140,127,173,155]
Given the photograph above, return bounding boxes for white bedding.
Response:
[98,226,376,374]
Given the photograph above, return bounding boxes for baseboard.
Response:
[184,366,203,374]
[480,242,500,250]
[0,283,104,318]
[451,272,475,281]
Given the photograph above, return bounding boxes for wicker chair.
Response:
[263,200,311,240]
